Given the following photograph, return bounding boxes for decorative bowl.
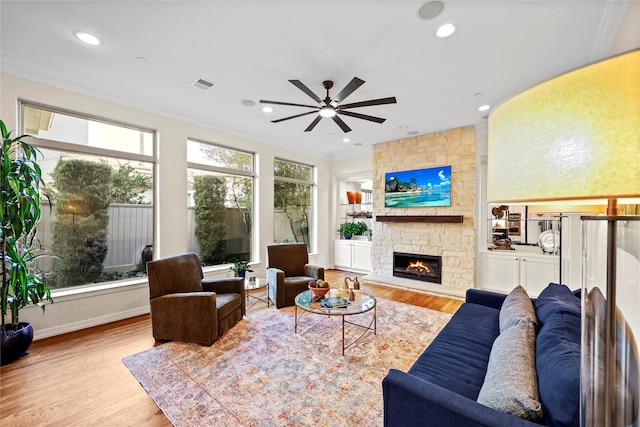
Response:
[308,284,330,298]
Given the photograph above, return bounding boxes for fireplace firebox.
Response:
[393,252,442,284]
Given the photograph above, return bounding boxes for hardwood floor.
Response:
[0,270,462,426]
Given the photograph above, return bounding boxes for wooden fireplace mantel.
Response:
[375,215,464,224]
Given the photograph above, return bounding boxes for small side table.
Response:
[244,277,270,310]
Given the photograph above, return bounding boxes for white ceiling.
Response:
[0,0,633,159]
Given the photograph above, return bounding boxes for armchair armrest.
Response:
[150,292,218,345]
[304,264,324,280]
[202,277,244,295]
[267,267,286,308]
[202,277,245,315]
[383,369,539,427]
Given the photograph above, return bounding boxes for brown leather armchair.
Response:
[267,243,324,308]
[146,253,245,345]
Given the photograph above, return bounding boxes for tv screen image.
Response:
[385,165,451,207]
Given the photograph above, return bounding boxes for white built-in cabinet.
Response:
[333,239,372,273]
[480,250,566,296]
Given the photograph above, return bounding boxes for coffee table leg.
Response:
[295,305,298,333]
[374,305,377,335]
[342,315,345,356]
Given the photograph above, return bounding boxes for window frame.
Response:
[18,100,157,293]
[273,157,317,252]
[187,138,257,267]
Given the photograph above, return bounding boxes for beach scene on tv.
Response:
[385,166,451,207]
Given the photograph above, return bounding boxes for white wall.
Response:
[0,73,332,339]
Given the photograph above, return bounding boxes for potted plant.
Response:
[354,221,369,236]
[230,259,253,278]
[339,222,360,239]
[1,119,53,365]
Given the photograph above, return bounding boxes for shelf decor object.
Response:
[487,49,640,427]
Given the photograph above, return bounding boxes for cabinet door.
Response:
[333,241,353,268]
[521,257,559,296]
[481,253,519,292]
[352,243,372,272]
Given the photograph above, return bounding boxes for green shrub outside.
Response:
[50,160,112,287]
[193,175,227,264]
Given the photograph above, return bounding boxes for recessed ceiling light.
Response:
[408,130,419,135]
[74,31,101,46]
[436,23,456,38]
[478,105,491,112]
[262,106,273,113]
[342,138,351,143]
[418,1,445,20]
[242,100,256,107]
[354,142,363,146]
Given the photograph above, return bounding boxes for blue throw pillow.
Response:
[536,310,581,427]
[534,283,581,327]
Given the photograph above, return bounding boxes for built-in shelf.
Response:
[375,215,464,224]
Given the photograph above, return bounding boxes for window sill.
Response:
[50,276,149,299]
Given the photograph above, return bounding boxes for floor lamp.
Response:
[487,49,640,426]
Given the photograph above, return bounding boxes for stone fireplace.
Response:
[364,125,477,298]
[393,252,442,284]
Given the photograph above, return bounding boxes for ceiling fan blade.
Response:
[271,110,318,123]
[304,116,322,132]
[338,110,386,123]
[289,80,322,104]
[333,77,365,103]
[260,99,320,109]
[332,115,352,133]
[339,96,397,109]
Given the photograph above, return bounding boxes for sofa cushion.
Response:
[536,310,581,427]
[477,322,543,422]
[408,302,500,400]
[500,285,537,332]
[534,283,581,327]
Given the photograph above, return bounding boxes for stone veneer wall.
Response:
[371,125,476,293]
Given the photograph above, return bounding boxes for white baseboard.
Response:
[33,306,150,340]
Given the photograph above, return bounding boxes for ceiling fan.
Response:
[260,77,397,133]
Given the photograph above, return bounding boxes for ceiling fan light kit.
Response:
[260,77,397,133]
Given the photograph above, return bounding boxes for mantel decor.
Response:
[488,49,640,427]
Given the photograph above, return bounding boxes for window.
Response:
[20,103,155,289]
[273,158,315,251]
[187,140,254,266]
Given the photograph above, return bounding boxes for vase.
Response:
[346,191,356,204]
[355,192,362,203]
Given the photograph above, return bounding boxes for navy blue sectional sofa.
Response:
[382,284,584,427]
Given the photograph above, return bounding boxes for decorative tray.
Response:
[320,297,350,308]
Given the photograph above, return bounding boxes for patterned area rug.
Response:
[123,298,451,427]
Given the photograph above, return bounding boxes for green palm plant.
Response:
[1,119,52,328]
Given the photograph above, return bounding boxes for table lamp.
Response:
[487,49,640,426]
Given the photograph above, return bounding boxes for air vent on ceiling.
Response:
[191,77,215,91]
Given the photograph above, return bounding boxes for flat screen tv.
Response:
[385,165,451,207]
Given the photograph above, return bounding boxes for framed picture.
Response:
[384,165,451,207]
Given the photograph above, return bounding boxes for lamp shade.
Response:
[487,49,640,204]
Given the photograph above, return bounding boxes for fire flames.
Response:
[406,260,432,274]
